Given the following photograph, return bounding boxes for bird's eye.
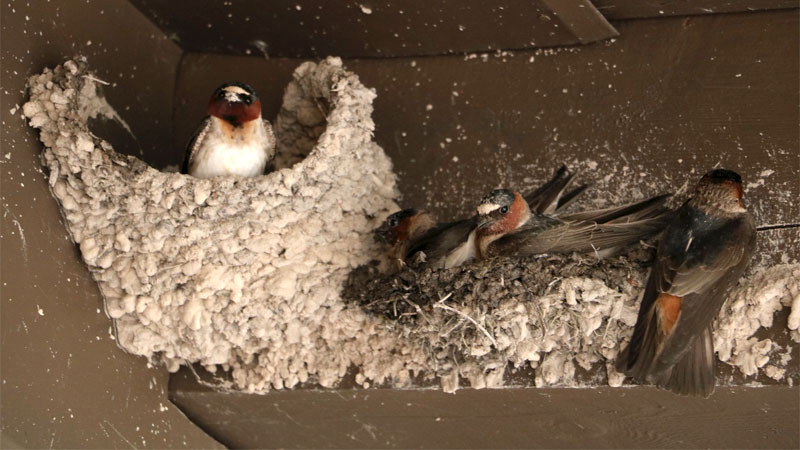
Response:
[243,97,252,105]
[500,206,509,214]
[388,218,399,227]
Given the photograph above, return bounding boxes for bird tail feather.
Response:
[560,193,672,224]
[617,282,716,398]
[659,327,716,397]
[616,277,663,382]
[524,165,587,215]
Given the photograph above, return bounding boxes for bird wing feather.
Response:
[262,119,276,162]
[408,218,477,261]
[558,194,671,224]
[628,210,756,385]
[523,165,587,215]
[182,117,213,174]
[489,213,667,258]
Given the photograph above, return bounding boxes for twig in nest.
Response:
[532,300,548,333]
[600,293,624,342]
[82,74,110,85]
[434,293,498,348]
[402,297,431,325]
[590,243,600,259]
[440,321,461,340]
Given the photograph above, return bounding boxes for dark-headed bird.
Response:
[615,168,756,397]
[183,82,275,178]
[375,208,438,269]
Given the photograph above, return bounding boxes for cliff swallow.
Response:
[441,188,671,268]
[375,209,438,267]
[615,168,756,397]
[182,82,275,178]
[382,165,588,267]
[407,216,478,265]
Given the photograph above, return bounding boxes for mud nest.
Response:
[344,251,799,391]
[344,248,655,390]
[23,57,401,391]
[347,249,651,323]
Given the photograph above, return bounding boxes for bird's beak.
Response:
[374,224,391,243]
[477,215,493,229]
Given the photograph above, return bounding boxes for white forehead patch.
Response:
[477,203,500,215]
[223,85,250,95]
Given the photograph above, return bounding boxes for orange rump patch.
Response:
[656,293,682,335]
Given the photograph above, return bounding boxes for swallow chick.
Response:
[615,168,756,397]
[375,209,438,269]
[444,188,671,268]
[182,82,276,178]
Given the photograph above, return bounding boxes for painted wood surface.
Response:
[131,0,617,57]
[0,0,223,447]
[170,368,800,449]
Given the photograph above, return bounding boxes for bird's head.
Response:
[695,168,745,211]
[207,82,261,127]
[476,189,530,240]
[375,209,435,246]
